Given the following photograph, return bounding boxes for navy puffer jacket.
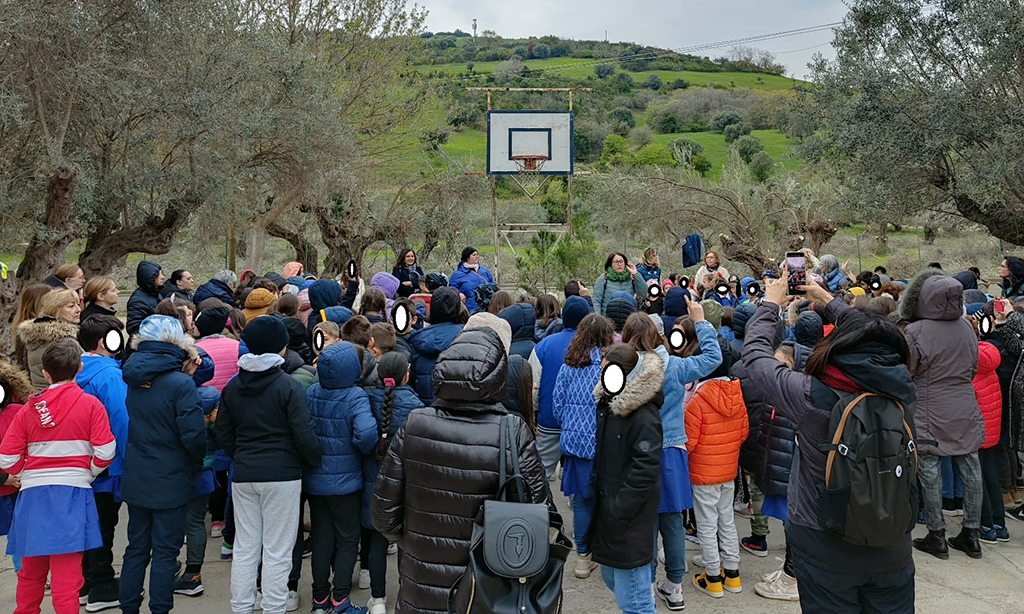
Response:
[193,278,235,307]
[499,303,537,359]
[126,261,163,335]
[304,342,378,496]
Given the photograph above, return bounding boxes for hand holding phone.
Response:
[786,252,807,296]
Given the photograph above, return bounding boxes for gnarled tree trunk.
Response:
[268,222,319,275]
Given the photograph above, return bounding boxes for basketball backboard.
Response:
[487,111,574,175]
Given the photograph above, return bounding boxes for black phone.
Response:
[786,252,807,296]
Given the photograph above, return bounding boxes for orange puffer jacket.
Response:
[974,341,1002,449]
[685,377,749,486]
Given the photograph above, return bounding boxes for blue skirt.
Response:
[561,456,593,499]
[6,486,102,559]
[762,495,787,522]
[659,447,694,514]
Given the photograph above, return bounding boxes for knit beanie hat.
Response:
[700,299,724,330]
[241,315,289,355]
[461,246,478,263]
[609,290,637,308]
[647,313,665,337]
[246,288,275,309]
[562,296,592,330]
[138,315,186,344]
[195,306,230,338]
[606,298,636,332]
[466,312,512,354]
[264,272,287,291]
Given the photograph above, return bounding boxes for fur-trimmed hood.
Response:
[594,351,664,417]
[17,318,79,346]
[0,360,33,405]
[898,268,962,322]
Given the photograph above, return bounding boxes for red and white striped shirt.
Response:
[0,382,115,490]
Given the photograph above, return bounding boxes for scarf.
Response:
[465,263,479,272]
[820,365,863,393]
[605,267,631,283]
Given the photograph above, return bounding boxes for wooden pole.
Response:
[491,175,499,282]
[567,175,574,239]
[228,203,237,271]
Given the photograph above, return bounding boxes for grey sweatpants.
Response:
[919,453,982,531]
[692,482,741,576]
[536,426,562,481]
[231,480,302,614]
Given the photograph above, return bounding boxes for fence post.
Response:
[916,230,922,269]
[856,232,862,272]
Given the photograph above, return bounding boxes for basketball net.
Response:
[510,155,551,199]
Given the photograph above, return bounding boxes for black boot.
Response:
[913,529,949,559]
[948,527,983,559]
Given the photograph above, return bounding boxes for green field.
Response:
[415,57,804,91]
[441,128,801,178]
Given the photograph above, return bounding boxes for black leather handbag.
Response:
[448,415,572,614]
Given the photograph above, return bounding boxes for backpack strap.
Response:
[824,392,873,488]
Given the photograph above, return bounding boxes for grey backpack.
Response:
[817,392,919,547]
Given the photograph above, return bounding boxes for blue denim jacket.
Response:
[653,321,722,447]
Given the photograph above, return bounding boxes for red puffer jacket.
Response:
[974,341,1002,449]
[686,377,749,486]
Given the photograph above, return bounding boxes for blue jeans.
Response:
[601,565,657,614]
[571,495,594,555]
[941,456,965,499]
[119,504,188,614]
[649,512,686,584]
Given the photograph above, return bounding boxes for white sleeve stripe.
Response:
[27,440,94,458]
[0,453,21,470]
[92,440,116,461]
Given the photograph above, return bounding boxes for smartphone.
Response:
[786,251,807,296]
[996,300,1006,314]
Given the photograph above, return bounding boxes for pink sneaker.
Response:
[211,521,224,538]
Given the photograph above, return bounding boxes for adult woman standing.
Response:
[695,251,730,286]
[43,264,86,293]
[11,285,53,371]
[449,247,494,312]
[742,273,917,612]
[593,252,647,316]
[371,327,550,614]
[82,277,120,321]
[636,248,662,284]
[17,289,83,390]
[998,256,1024,300]
[392,249,425,298]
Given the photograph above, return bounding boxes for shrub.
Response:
[669,137,704,165]
[615,72,634,92]
[691,154,713,176]
[532,43,550,59]
[670,78,689,90]
[629,126,654,148]
[654,111,679,134]
[608,107,636,135]
[595,63,616,78]
[600,134,634,166]
[644,74,663,90]
[723,121,752,143]
[635,143,677,167]
[733,134,765,163]
[712,107,744,131]
[749,151,774,181]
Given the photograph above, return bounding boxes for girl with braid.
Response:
[363,352,423,614]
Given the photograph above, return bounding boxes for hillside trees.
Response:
[811,0,1024,245]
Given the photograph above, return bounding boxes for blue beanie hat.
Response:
[965,302,986,317]
[241,315,289,355]
[562,295,592,330]
[138,315,185,344]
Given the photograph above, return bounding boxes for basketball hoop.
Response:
[510,155,550,198]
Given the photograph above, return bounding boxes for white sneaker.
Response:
[574,552,598,579]
[655,579,685,611]
[755,570,799,601]
[359,569,371,590]
[253,591,263,611]
[286,590,300,612]
[387,542,398,556]
[367,596,387,614]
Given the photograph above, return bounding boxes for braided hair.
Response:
[375,352,410,464]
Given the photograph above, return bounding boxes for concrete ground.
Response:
[2,488,1024,614]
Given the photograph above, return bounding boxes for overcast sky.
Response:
[418,0,850,79]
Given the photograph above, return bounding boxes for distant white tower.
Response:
[473,19,478,44]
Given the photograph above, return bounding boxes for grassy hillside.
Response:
[441,128,801,179]
[415,57,803,91]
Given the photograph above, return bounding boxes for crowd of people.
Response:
[1,244,1023,614]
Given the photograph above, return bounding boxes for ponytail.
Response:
[375,377,396,464]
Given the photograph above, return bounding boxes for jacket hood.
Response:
[732,303,756,338]
[499,303,536,343]
[609,291,637,308]
[432,327,508,405]
[663,286,688,317]
[78,353,121,390]
[136,260,162,292]
[25,383,86,428]
[606,298,636,331]
[283,262,304,279]
[18,318,79,346]
[122,340,193,386]
[308,279,342,312]
[954,271,978,291]
[0,360,33,406]
[562,295,592,330]
[898,269,963,322]
[246,288,276,309]
[825,340,917,408]
[595,351,665,417]
[275,314,308,349]
[794,311,824,348]
[701,299,724,330]
[465,312,512,353]
[317,341,361,389]
[430,287,461,324]
[370,272,401,299]
[193,347,216,386]
[699,378,747,420]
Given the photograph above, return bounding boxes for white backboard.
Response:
[487,111,574,175]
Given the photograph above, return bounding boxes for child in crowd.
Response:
[552,313,615,579]
[174,348,222,597]
[341,316,373,350]
[591,344,664,614]
[304,341,378,613]
[1,339,116,614]
[686,338,749,598]
[312,321,341,360]
[362,352,422,614]
[119,315,207,614]
[971,315,1009,544]
[368,323,397,360]
[76,315,130,611]
[0,360,32,538]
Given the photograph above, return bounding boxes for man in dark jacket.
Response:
[119,315,206,614]
[498,302,537,359]
[217,316,322,614]
[126,261,165,335]
[406,287,464,404]
[193,269,237,308]
[372,328,550,614]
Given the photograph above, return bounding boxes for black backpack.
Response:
[817,392,919,547]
